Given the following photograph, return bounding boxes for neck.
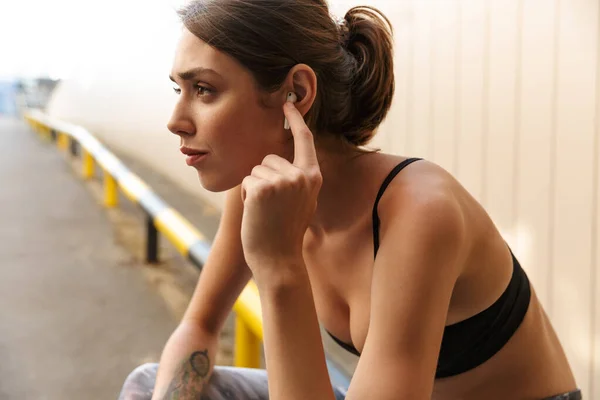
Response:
[301,134,376,235]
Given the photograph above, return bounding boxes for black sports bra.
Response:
[326,158,532,378]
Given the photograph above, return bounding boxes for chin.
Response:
[196,171,240,193]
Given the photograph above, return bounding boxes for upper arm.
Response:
[346,189,466,400]
[182,185,252,334]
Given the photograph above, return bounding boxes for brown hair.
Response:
[177,0,394,147]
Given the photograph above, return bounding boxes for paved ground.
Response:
[0,116,178,399]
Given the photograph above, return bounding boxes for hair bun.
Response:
[338,18,351,48]
[338,6,395,146]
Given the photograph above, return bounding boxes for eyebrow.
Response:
[169,67,221,82]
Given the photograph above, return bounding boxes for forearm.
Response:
[151,320,219,400]
[255,268,335,400]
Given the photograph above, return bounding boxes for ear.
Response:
[284,64,317,117]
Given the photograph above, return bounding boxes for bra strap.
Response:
[372,158,423,257]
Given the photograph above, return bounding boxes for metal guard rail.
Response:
[22,110,351,388]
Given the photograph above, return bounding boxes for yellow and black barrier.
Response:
[22,110,351,388]
[24,109,209,267]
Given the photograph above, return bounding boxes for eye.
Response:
[172,87,181,95]
[196,84,213,96]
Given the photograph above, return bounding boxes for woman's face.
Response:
[168,28,290,192]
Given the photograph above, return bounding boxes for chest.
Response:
[302,220,374,353]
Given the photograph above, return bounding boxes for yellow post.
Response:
[83,151,95,179]
[104,170,118,208]
[234,316,261,368]
[57,133,68,151]
[43,126,51,142]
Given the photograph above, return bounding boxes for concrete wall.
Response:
[47,0,600,396]
[363,0,599,396]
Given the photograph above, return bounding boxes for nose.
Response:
[167,101,195,137]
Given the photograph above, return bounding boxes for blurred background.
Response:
[1,0,599,398]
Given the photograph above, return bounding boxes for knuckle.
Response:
[251,165,262,175]
[308,169,322,184]
[241,176,253,190]
[262,154,278,165]
[312,173,323,188]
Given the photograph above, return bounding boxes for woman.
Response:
[120,0,580,399]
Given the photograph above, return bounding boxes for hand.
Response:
[240,102,322,277]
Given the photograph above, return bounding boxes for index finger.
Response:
[283,102,318,170]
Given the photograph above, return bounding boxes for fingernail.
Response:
[284,117,290,130]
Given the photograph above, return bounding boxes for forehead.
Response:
[171,28,250,84]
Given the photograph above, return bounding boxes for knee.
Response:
[126,363,158,383]
[202,366,269,399]
[118,363,159,400]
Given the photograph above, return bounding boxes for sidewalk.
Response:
[0,116,178,399]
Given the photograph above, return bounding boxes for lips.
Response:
[180,146,209,166]
[180,146,207,155]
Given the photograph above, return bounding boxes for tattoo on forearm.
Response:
[161,350,211,400]
[190,350,210,377]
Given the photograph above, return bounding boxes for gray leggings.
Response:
[118,363,581,400]
[118,363,347,400]
[543,390,582,400]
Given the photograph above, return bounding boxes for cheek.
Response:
[205,97,282,159]
[191,94,286,190]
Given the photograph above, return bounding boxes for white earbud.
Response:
[284,92,298,130]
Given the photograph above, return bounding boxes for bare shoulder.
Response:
[375,157,468,244]
[371,156,509,307]
[376,157,461,200]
